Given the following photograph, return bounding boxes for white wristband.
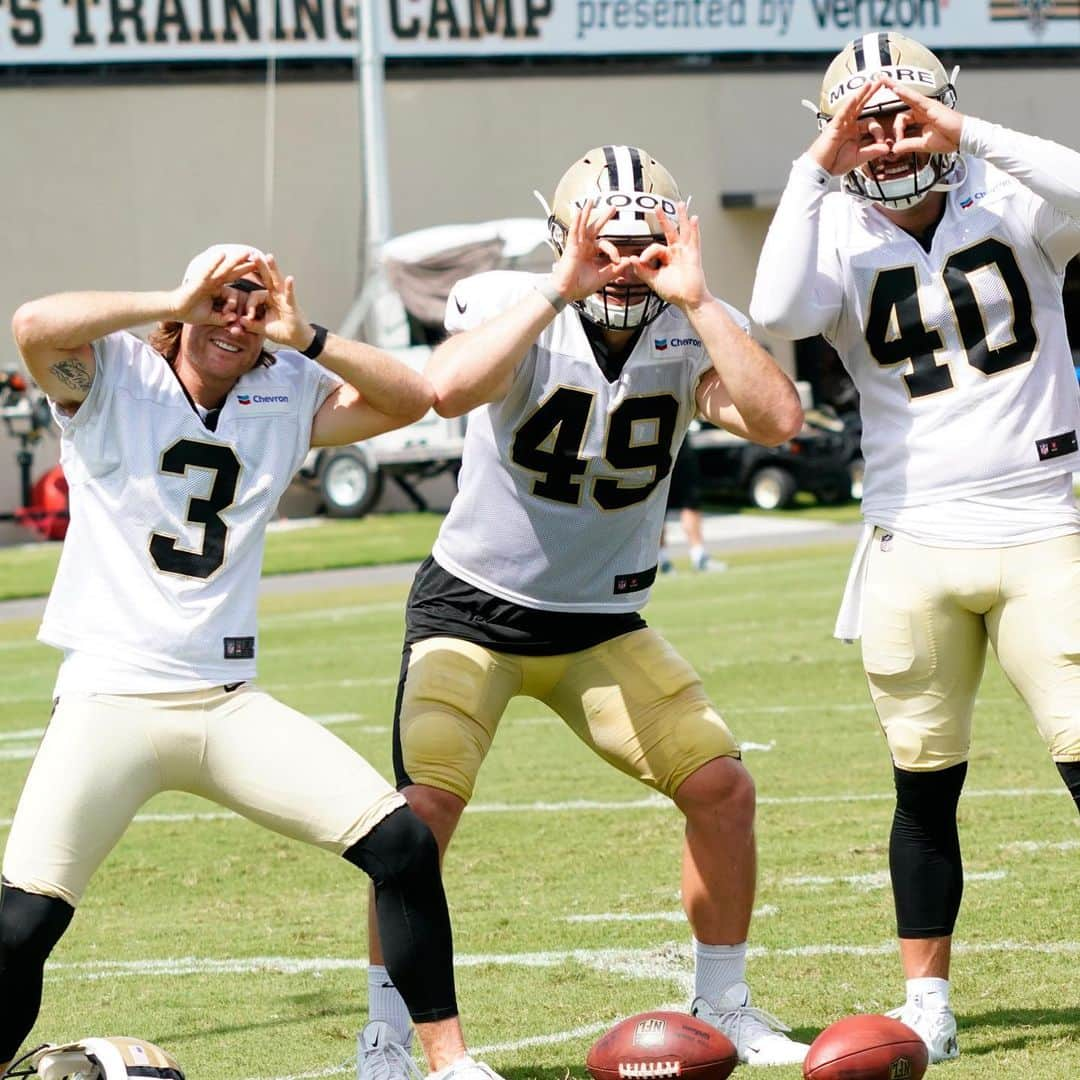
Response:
[535,277,568,314]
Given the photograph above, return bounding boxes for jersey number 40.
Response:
[866,237,1037,399]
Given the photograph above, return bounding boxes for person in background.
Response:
[659,433,724,573]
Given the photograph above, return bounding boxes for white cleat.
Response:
[357,1021,422,1080]
[426,1057,506,1080]
[886,1001,960,1062]
[691,982,809,1067]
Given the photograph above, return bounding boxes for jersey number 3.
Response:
[150,439,242,579]
[511,387,679,508]
[866,237,1037,399]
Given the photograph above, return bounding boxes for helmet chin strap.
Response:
[582,291,652,330]
[866,157,941,209]
[846,152,964,211]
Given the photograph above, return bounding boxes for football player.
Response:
[0,246,502,1080]
[358,145,809,1073]
[750,32,1080,1062]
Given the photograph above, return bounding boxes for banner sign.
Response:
[1,0,1077,65]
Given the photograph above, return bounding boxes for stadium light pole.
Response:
[359,3,392,292]
[339,0,394,342]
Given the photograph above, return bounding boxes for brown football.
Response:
[803,1014,928,1080]
[586,1011,737,1080]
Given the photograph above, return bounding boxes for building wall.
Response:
[0,61,1075,525]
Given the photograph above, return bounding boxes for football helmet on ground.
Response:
[815,32,962,210]
[538,145,680,330]
[5,1038,184,1080]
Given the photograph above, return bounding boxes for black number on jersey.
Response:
[511,387,679,508]
[865,265,950,397]
[150,439,242,579]
[594,393,679,510]
[944,238,1037,377]
[865,237,1036,399]
[510,386,593,503]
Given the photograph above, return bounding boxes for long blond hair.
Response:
[147,321,276,368]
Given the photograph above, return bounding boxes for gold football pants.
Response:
[861,531,1080,770]
[395,627,740,802]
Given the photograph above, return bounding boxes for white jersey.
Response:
[432,271,730,612]
[40,332,338,690]
[753,118,1080,518]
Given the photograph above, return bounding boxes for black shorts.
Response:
[666,441,702,511]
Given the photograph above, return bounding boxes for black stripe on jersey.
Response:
[876,32,891,65]
[853,36,865,70]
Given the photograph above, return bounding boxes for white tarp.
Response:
[343,218,550,349]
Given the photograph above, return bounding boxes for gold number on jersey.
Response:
[865,237,1037,400]
[149,438,242,579]
[510,386,679,508]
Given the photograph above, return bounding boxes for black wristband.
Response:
[301,323,328,360]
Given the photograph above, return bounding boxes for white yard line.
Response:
[1001,838,1080,852]
[782,870,1007,891]
[564,905,777,923]
[47,935,1080,1080]
[0,728,47,741]
[49,938,1080,984]
[0,787,1069,831]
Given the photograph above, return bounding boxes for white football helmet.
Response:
[6,1038,184,1080]
[537,145,680,330]
[815,32,962,210]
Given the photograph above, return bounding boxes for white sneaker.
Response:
[691,983,809,1066]
[427,1057,505,1080]
[358,1021,422,1080]
[693,555,728,573]
[886,1001,959,1062]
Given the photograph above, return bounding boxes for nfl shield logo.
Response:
[633,1018,667,1048]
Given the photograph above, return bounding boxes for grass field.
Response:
[0,498,863,602]
[1,539,1077,1078]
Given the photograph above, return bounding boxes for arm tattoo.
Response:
[49,357,93,394]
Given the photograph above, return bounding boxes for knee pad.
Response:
[341,805,439,889]
[1056,761,1080,813]
[0,884,75,1061]
[342,808,457,1025]
[0,883,73,967]
[890,763,967,939]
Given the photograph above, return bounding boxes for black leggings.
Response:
[343,805,458,1024]
[889,763,967,939]
[0,884,75,1062]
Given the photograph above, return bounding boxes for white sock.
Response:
[368,964,414,1047]
[907,976,950,1010]
[689,545,706,563]
[693,938,748,1003]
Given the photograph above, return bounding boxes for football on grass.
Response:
[803,1014,928,1080]
[587,1011,737,1080]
